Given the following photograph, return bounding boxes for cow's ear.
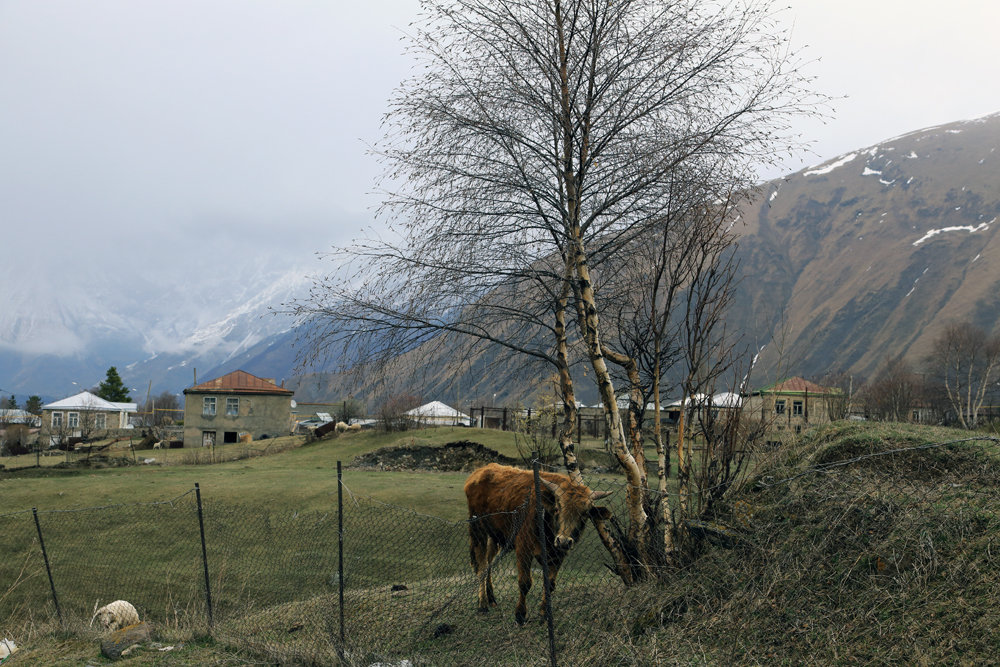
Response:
[537,486,558,510]
[588,506,612,520]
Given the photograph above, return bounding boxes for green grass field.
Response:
[4,421,998,665]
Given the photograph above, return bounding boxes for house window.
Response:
[792,400,804,417]
[95,413,107,429]
[52,411,63,428]
[68,412,79,428]
[775,400,786,415]
[226,398,239,416]
[912,410,919,421]
[203,397,217,416]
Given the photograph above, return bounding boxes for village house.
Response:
[0,408,41,427]
[405,400,472,427]
[746,377,841,433]
[182,370,294,447]
[39,391,137,447]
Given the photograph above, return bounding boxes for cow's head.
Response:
[540,478,613,549]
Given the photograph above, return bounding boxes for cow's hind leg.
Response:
[469,522,492,613]
[484,537,499,607]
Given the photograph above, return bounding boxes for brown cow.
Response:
[464,463,612,624]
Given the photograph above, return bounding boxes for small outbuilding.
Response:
[0,408,41,427]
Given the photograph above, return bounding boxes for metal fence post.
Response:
[32,507,63,627]
[337,460,346,660]
[531,454,558,667]
[195,483,214,628]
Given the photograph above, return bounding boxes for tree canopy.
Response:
[293,0,822,576]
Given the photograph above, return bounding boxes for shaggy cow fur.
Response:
[464,463,611,624]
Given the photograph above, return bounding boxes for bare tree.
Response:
[818,371,855,421]
[377,393,423,432]
[292,0,820,577]
[140,391,181,427]
[864,356,920,423]
[926,323,1000,429]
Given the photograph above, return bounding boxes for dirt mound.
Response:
[52,455,137,469]
[351,440,519,472]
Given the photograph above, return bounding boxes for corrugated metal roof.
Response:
[756,377,834,395]
[183,370,293,396]
[42,391,137,412]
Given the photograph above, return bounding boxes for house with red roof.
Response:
[182,370,294,448]
[748,377,842,433]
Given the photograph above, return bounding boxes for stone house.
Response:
[39,391,137,447]
[182,370,294,447]
[746,377,841,434]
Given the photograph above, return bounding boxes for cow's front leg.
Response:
[515,550,533,625]
[537,562,560,620]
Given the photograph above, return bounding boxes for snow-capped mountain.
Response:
[0,263,312,400]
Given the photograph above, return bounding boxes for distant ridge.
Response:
[3,112,999,403]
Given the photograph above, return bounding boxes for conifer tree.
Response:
[96,367,131,402]
[25,395,43,414]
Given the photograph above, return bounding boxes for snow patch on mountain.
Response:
[912,219,994,246]
[804,152,857,176]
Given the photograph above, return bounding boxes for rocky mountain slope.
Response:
[734,112,1000,383]
[289,112,1000,406]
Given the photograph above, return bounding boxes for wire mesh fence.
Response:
[3,433,1000,664]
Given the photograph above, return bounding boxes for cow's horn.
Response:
[590,490,613,500]
[541,478,560,496]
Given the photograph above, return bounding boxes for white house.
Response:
[0,409,41,427]
[40,391,137,446]
[405,401,472,426]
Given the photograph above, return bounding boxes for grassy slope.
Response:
[0,426,634,517]
[623,421,1000,664]
[1,428,509,516]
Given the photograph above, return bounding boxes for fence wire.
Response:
[2,435,1000,664]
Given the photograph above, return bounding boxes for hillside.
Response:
[291,112,1000,405]
[735,113,1000,382]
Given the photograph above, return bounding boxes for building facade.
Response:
[182,370,294,447]
[746,377,841,433]
[39,391,137,447]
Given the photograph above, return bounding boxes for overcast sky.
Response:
[2,0,999,308]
